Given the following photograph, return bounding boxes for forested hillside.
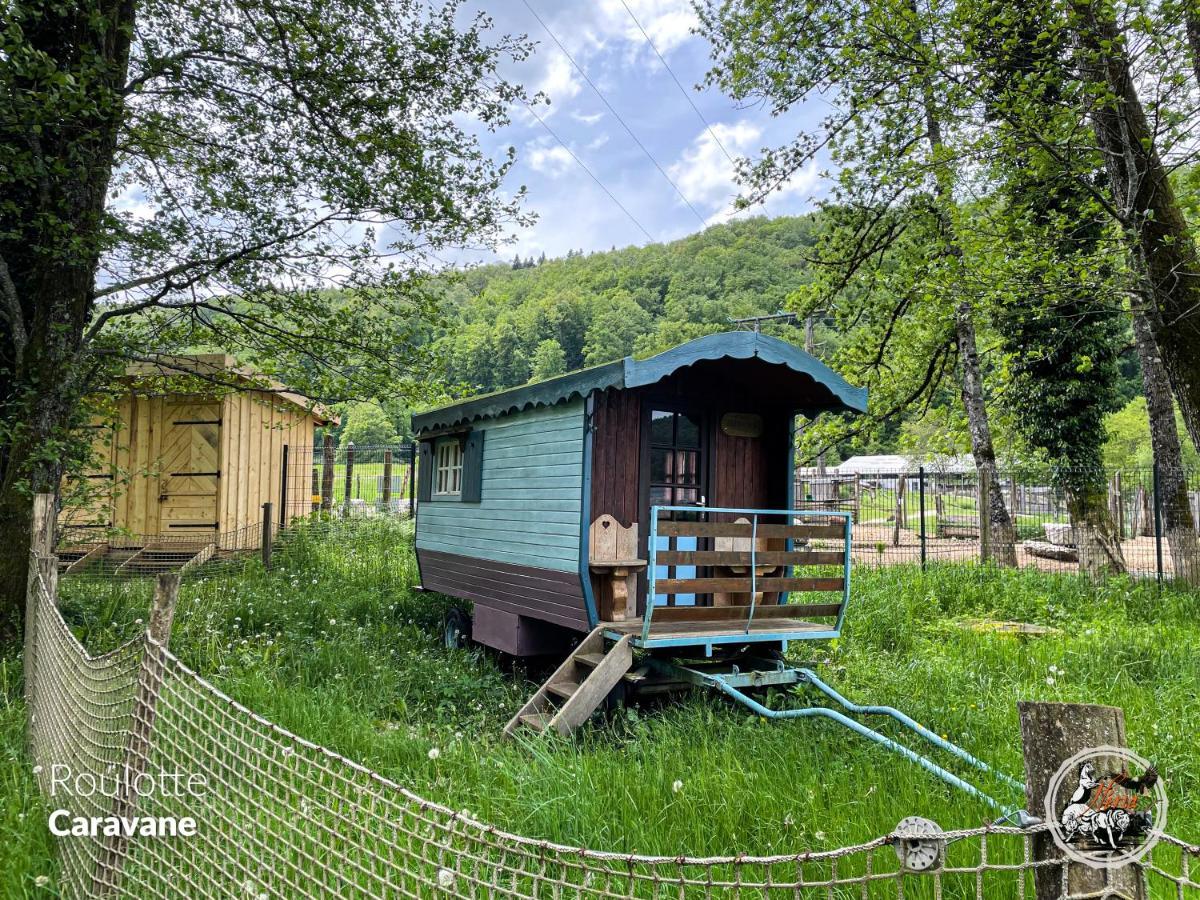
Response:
[431,216,823,393]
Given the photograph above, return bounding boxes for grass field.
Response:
[2,517,1198,897]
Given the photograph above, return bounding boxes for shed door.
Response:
[157,402,221,535]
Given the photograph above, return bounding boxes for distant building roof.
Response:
[832,454,975,475]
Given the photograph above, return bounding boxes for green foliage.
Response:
[339,402,402,449]
[1103,397,1200,471]
[528,339,567,382]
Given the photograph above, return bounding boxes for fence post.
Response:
[342,441,355,516]
[1018,701,1146,900]
[94,573,180,896]
[279,445,289,527]
[261,502,273,571]
[1152,462,1164,585]
[918,467,927,570]
[382,449,393,511]
[979,467,993,564]
[24,494,56,714]
[320,433,335,511]
[407,441,417,519]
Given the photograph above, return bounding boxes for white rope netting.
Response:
[24,557,1200,899]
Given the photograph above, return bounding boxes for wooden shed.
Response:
[62,354,334,552]
[412,331,867,663]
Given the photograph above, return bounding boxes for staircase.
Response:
[504,628,633,738]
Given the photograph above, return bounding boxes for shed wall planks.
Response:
[415,400,585,573]
[62,389,319,549]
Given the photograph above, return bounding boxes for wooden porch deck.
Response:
[603,615,832,643]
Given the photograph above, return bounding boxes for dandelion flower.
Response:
[1045,676,1055,686]
[428,747,441,761]
[437,868,456,889]
[672,779,683,794]
[35,875,50,887]
[815,831,826,841]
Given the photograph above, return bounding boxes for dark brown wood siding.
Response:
[711,413,790,516]
[417,548,589,632]
[590,387,641,527]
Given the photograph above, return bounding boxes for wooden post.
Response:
[382,449,393,511]
[342,442,355,516]
[320,434,335,511]
[918,467,927,569]
[31,491,55,557]
[979,468,994,563]
[1113,471,1124,539]
[407,441,417,518]
[1018,702,1146,900]
[261,502,273,571]
[24,494,56,713]
[892,473,906,546]
[279,445,289,527]
[94,574,180,896]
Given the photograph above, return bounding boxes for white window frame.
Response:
[433,438,464,498]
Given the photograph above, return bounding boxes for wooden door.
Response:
[156,402,222,535]
[641,405,708,607]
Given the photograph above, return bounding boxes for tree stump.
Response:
[1018,702,1145,900]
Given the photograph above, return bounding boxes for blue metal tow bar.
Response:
[662,660,1037,826]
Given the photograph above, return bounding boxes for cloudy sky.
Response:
[455,0,828,264]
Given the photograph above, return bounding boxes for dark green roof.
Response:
[412,331,867,434]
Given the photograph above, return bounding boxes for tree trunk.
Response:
[1186,5,1200,90]
[1132,308,1200,584]
[0,0,136,637]
[1074,0,1200,452]
[1066,483,1126,579]
[955,304,1019,566]
[908,0,1018,566]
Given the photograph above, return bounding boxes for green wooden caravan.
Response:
[412,331,867,671]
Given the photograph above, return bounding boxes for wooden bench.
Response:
[589,515,645,622]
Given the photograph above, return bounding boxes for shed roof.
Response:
[123,353,337,425]
[412,331,867,434]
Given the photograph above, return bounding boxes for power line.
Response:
[617,0,737,166]
[523,101,655,243]
[521,0,709,227]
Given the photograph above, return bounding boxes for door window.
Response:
[648,409,705,607]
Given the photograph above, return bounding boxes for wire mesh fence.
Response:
[797,466,1200,582]
[24,553,1200,898]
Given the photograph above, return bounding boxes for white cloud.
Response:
[571,110,605,125]
[533,49,582,109]
[667,120,819,225]
[527,143,575,177]
[597,0,698,56]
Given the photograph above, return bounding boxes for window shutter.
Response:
[416,440,433,503]
[460,430,484,503]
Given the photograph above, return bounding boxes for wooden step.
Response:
[505,627,625,738]
[519,712,551,732]
[546,681,579,700]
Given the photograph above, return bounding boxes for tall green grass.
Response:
[2,518,1198,896]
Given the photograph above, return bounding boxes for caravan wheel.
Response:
[443,608,472,650]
